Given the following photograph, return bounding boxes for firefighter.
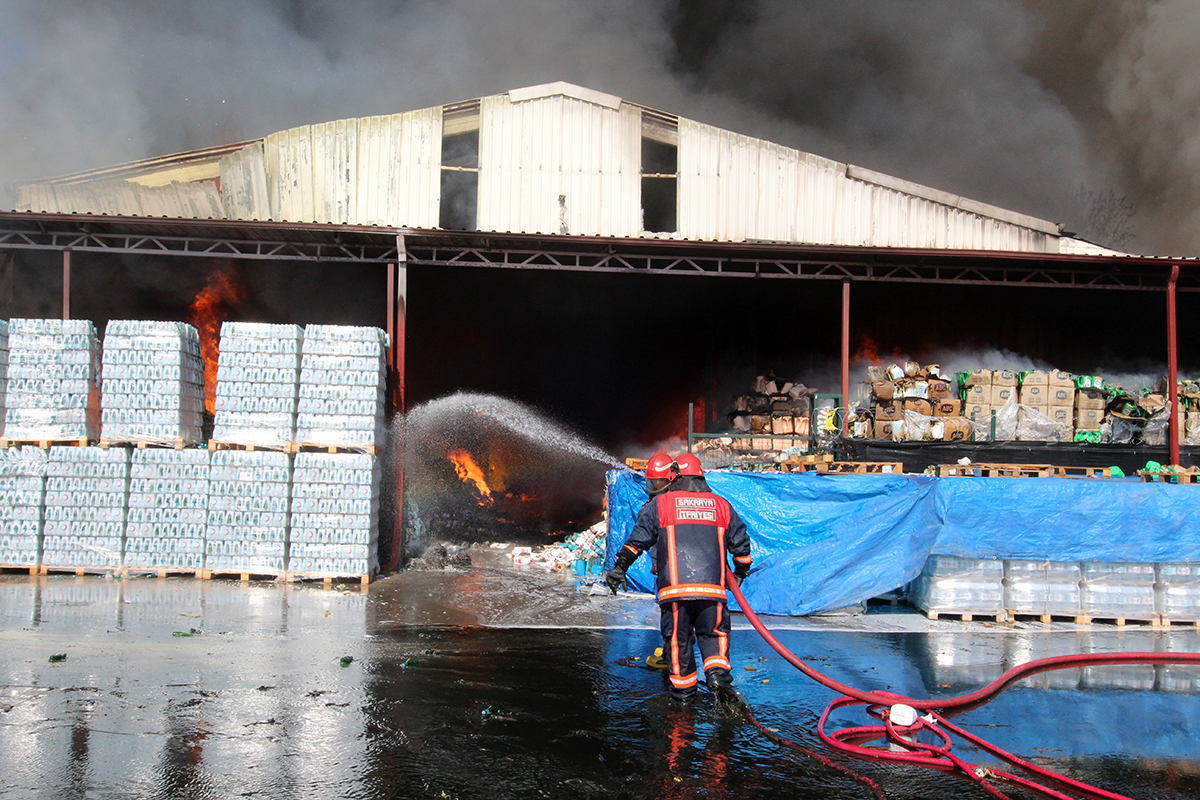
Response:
[606,454,753,702]
[644,451,677,498]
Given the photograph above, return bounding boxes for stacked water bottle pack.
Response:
[101,320,205,445]
[212,322,302,448]
[206,449,291,573]
[0,320,9,437]
[4,319,101,440]
[42,446,129,569]
[909,555,1006,618]
[0,447,47,566]
[296,325,387,451]
[289,452,379,575]
[124,448,209,571]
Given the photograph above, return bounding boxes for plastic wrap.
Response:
[101,320,205,446]
[0,320,8,438]
[295,325,388,451]
[123,448,210,570]
[0,446,47,566]
[211,322,302,447]
[288,451,380,575]
[1016,404,1072,442]
[205,449,292,572]
[4,319,101,440]
[42,446,129,568]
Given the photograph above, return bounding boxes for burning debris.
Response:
[188,262,248,416]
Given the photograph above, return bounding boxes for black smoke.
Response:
[2,1,1199,254]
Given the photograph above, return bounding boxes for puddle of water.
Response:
[1,569,1198,799]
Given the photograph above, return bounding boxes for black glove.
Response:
[732,565,750,586]
[605,567,626,595]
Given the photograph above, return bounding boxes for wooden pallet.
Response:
[921,609,1009,623]
[625,457,648,470]
[1138,468,1200,485]
[0,437,90,450]
[1007,612,1082,625]
[283,570,374,586]
[779,454,834,473]
[935,463,1052,478]
[208,439,292,453]
[199,568,285,582]
[1050,465,1112,479]
[100,438,190,450]
[0,564,39,576]
[820,461,903,475]
[122,567,205,579]
[292,442,380,456]
[1157,617,1200,628]
[1071,615,1164,628]
[39,564,120,576]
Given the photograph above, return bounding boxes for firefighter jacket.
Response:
[617,489,753,603]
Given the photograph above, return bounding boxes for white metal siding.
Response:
[219,142,270,220]
[477,94,641,237]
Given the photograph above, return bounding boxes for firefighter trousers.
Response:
[659,598,732,698]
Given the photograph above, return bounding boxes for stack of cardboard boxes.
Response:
[961,368,1017,430]
[867,362,972,441]
[1015,370,1076,440]
[1074,376,1108,441]
[730,378,812,453]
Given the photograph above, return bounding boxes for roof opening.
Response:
[440,104,480,231]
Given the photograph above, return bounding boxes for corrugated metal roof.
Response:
[13,81,1078,255]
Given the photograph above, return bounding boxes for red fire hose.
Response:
[725,569,1200,800]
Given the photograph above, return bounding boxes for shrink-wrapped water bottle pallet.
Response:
[283,569,374,586]
[99,438,190,450]
[0,437,91,450]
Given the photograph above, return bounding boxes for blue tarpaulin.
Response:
[604,470,1200,616]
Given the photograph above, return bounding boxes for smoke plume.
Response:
[1,1,1198,255]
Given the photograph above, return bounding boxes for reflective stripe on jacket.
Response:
[622,490,752,603]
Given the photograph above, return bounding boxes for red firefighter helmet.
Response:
[675,453,704,477]
[645,452,676,481]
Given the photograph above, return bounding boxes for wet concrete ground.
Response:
[2,548,1200,799]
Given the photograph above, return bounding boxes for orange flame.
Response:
[189,263,248,414]
[448,450,493,504]
[852,333,882,366]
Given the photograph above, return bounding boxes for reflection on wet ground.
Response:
[2,550,1199,799]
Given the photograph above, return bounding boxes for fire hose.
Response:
[723,566,1200,800]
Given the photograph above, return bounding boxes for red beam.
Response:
[1168,263,1181,465]
[62,249,71,319]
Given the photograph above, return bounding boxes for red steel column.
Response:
[1168,263,1181,465]
[841,280,851,435]
[384,235,408,572]
[62,249,71,319]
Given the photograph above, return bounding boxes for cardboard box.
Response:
[927,380,953,400]
[991,385,1015,406]
[963,369,992,387]
[992,369,1018,387]
[750,414,771,432]
[942,417,973,441]
[964,403,991,421]
[885,363,906,380]
[1075,408,1104,428]
[902,398,933,416]
[1047,386,1074,407]
[1019,384,1046,405]
[904,361,921,377]
[899,379,929,399]
[964,384,990,404]
[1047,369,1074,387]
[875,401,902,421]
[1048,406,1072,425]
[960,371,988,388]
[771,415,794,435]
[751,437,773,451]
[1021,370,1049,386]
[1187,412,1200,437]
[874,420,899,439]
[1075,389,1106,410]
[932,398,962,417]
[871,380,895,400]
